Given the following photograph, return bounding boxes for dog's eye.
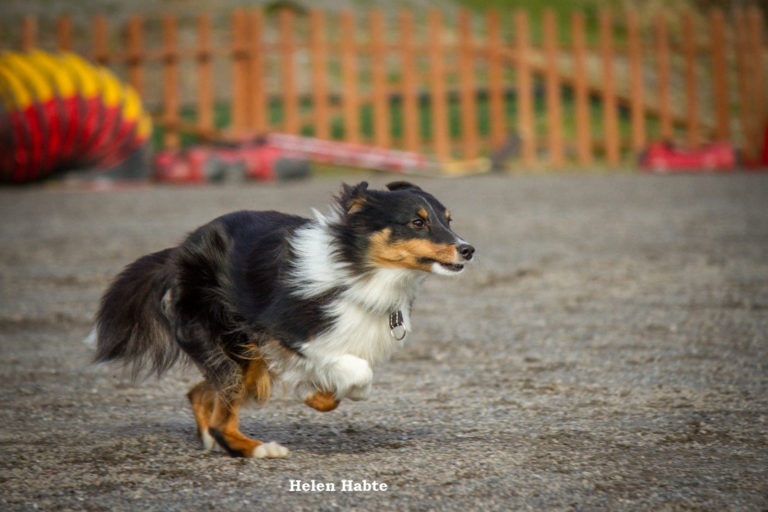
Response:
[411,218,426,229]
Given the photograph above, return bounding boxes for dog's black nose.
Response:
[457,243,475,261]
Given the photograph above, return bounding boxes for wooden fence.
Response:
[3,8,767,167]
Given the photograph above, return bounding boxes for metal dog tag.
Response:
[389,310,406,341]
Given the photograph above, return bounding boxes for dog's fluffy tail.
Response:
[94,248,180,379]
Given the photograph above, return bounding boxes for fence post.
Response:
[279,9,298,135]
[92,15,109,65]
[543,9,564,167]
[21,16,36,51]
[682,12,699,148]
[654,13,672,141]
[231,10,248,138]
[486,10,505,150]
[710,10,729,142]
[248,10,267,134]
[572,12,592,166]
[399,11,419,152]
[310,10,329,140]
[600,10,620,165]
[428,9,449,159]
[126,16,144,97]
[458,9,478,159]
[57,15,72,52]
[196,14,214,137]
[734,9,753,159]
[515,10,536,165]
[340,11,360,144]
[370,10,390,148]
[162,14,180,149]
[627,11,646,154]
[747,7,765,155]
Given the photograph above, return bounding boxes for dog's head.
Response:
[335,181,474,275]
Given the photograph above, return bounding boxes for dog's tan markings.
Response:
[305,390,340,412]
[187,357,286,458]
[368,228,458,271]
[417,208,429,221]
[445,210,451,221]
[241,356,272,403]
[348,197,366,214]
[187,381,216,448]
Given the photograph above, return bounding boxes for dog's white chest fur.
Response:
[270,218,423,401]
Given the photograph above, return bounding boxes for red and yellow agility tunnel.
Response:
[0,50,152,183]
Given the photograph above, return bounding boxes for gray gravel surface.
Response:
[1,173,767,511]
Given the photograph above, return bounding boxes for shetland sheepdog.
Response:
[93,181,474,458]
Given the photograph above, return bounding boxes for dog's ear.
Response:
[386,181,422,192]
[338,182,370,215]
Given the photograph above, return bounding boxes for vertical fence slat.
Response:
[279,9,298,135]
[572,12,592,166]
[486,10,505,150]
[248,10,267,134]
[654,14,672,140]
[340,11,360,144]
[370,10,390,148]
[310,10,329,139]
[543,9,564,167]
[231,10,248,137]
[682,12,699,148]
[627,11,646,153]
[162,15,180,149]
[92,15,109,65]
[458,10,478,159]
[428,10,449,159]
[748,7,766,155]
[196,14,214,137]
[21,16,36,51]
[600,11,620,165]
[515,10,536,165]
[734,9,753,159]
[399,11,419,152]
[126,16,144,96]
[56,15,72,51]
[710,10,729,141]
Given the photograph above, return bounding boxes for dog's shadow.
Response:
[248,420,438,455]
[84,411,441,458]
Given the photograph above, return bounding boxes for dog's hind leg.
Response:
[207,358,288,459]
[187,380,217,450]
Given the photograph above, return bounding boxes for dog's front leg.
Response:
[302,354,373,411]
[332,354,373,400]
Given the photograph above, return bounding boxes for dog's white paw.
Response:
[334,354,373,394]
[346,380,372,401]
[201,429,216,451]
[253,441,289,459]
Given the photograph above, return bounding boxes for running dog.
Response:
[93,181,474,458]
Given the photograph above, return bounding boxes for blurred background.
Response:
[0,0,766,182]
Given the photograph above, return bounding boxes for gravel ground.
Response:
[1,173,767,511]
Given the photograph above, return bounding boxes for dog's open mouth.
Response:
[436,262,465,272]
[419,257,465,273]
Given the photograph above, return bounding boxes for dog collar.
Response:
[389,310,407,341]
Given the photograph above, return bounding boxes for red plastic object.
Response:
[639,141,736,172]
[154,145,285,183]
